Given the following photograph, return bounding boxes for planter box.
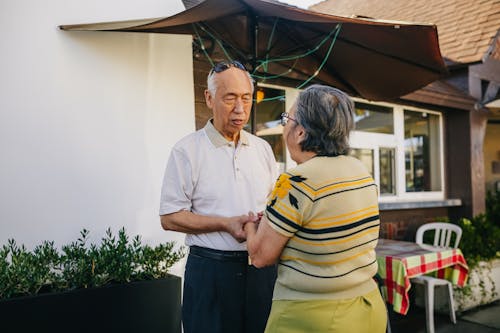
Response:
[0,274,182,333]
[415,259,500,313]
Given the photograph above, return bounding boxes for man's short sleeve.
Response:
[159,148,193,215]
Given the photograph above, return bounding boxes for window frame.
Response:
[350,98,445,202]
[252,85,446,203]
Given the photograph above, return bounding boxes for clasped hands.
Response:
[227,211,263,243]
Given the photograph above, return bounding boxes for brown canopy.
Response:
[60,0,447,101]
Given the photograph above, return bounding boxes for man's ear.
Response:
[205,89,213,108]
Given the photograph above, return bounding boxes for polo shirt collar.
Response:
[204,119,250,147]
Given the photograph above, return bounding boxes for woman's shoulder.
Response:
[298,155,371,180]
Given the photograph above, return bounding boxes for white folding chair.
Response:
[411,222,462,333]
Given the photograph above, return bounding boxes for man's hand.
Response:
[226,214,259,243]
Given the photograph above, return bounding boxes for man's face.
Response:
[205,67,253,141]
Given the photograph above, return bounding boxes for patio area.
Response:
[389,298,500,333]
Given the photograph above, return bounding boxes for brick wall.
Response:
[379,207,450,241]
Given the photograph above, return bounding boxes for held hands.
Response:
[226,212,262,243]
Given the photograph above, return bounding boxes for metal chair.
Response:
[411,222,462,333]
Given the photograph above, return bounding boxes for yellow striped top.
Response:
[266,155,380,300]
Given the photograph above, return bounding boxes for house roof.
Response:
[402,80,476,110]
[490,31,500,61]
[311,0,500,65]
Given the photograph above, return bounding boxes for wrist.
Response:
[221,216,233,233]
[244,220,256,233]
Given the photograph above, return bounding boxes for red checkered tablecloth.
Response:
[376,238,469,315]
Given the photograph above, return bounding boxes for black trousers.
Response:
[182,249,277,333]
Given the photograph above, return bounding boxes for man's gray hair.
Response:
[294,84,355,156]
[206,68,255,97]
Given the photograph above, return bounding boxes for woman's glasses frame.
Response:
[280,112,297,126]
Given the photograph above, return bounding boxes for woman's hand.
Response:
[244,213,289,268]
[226,213,259,243]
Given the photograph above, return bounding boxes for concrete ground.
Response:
[389,300,500,333]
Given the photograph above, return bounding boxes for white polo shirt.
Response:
[159,120,278,251]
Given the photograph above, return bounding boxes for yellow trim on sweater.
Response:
[309,205,379,223]
[307,209,380,228]
[293,176,374,197]
[303,174,372,188]
[290,226,379,247]
[281,247,373,266]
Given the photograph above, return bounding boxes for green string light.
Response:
[251,59,296,80]
[194,21,343,102]
[254,23,341,76]
[262,18,280,73]
[257,95,286,102]
[197,24,234,62]
[193,24,214,67]
[296,23,342,89]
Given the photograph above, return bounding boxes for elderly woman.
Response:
[244,84,387,333]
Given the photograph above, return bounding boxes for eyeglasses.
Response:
[280,112,298,126]
[209,61,247,75]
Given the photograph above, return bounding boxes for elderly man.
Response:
[159,61,278,333]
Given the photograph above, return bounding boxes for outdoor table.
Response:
[375,238,469,315]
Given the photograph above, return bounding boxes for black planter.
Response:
[0,275,182,333]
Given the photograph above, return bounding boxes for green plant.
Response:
[486,190,500,228]
[0,240,61,299]
[0,228,185,301]
[426,198,500,311]
[454,214,500,267]
[448,203,500,310]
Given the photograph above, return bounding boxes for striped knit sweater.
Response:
[266,155,380,300]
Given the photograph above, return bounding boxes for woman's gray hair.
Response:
[206,68,254,96]
[294,84,355,156]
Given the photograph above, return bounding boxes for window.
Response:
[249,85,444,202]
[379,148,396,195]
[354,102,394,134]
[350,103,397,197]
[350,148,374,176]
[349,146,396,197]
[251,86,287,173]
[350,100,443,201]
[404,110,442,192]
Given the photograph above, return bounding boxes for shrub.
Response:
[0,228,185,300]
[486,190,500,228]
[430,193,500,268]
[454,214,500,267]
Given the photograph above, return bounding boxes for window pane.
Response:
[354,102,394,134]
[404,110,442,192]
[350,148,374,176]
[254,87,285,131]
[379,148,396,195]
[260,134,286,173]
[253,87,286,172]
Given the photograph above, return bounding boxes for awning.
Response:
[60,0,448,101]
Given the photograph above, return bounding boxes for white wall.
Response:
[0,0,193,271]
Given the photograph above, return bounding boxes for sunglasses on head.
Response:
[210,61,247,74]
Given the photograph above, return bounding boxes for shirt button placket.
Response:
[233,149,240,178]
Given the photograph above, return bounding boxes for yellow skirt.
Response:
[265,288,387,333]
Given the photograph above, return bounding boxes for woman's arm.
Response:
[245,215,289,268]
